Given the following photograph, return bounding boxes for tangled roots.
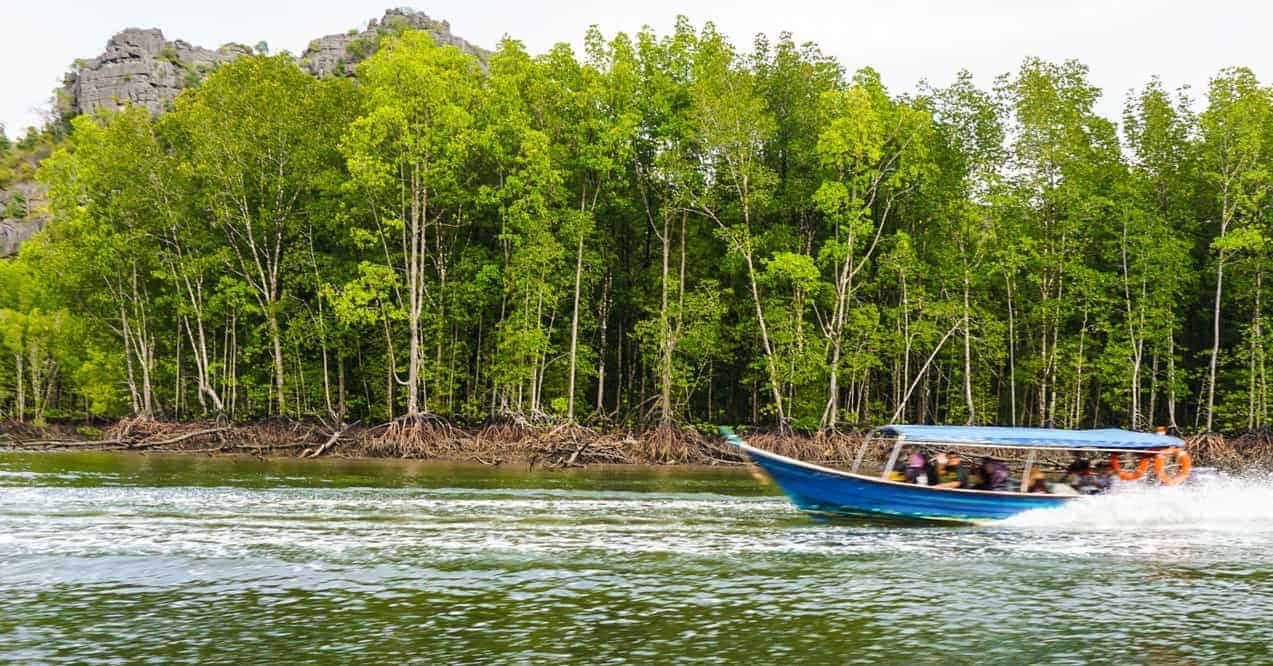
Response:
[368,413,461,458]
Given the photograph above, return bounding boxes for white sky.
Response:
[2,0,1268,137]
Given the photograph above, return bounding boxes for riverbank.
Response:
[3,418,1270,471]
[0,417,771,467]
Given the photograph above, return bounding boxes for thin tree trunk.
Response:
[1148,352,1159,428]
[595,274,610,416]
[267,309,286,417]
[742,250,787,426]
[14,352,24,422]
[566,231,585,422]
[1168,333,1178,430]
[1207,251,1226,431]
[962,267,975,424]
[657,208,674,425]
[891,320,963,423]
[1005,271,1017,426]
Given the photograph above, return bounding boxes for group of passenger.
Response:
[894,451,1013,491]
[893,451,1116,495]
[1061,459,1116,495]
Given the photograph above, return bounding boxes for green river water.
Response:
[3,451,1273,664]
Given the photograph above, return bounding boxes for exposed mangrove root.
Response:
[5,418,334,456]
[367,413,461,458]
[745,432,828,463]
[632,425,702,465]
[525,423,607,467]
[1189,430,1273,471]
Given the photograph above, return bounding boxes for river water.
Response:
[3,452,1273,664]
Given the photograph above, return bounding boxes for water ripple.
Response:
[2,453,1273,663]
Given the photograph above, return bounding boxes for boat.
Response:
[724,425,1189,524]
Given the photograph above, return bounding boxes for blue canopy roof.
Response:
[877,425,1182,450]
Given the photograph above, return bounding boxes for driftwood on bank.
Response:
[7,426,230,451]
[302,424,349,458]
[130,427,232,449]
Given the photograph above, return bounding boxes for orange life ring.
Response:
[1153,447,1192,485]
[1109,452,1151,481]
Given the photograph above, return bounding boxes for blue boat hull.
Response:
[742,444,1073,523]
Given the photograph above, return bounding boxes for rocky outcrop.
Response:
[61,9,489,118]
[62,28,247,117]
[0,182,48,257]
[3,8,489,259]
[300,8,488,77]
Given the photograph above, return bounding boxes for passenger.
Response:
[1091,461,1116,494]
[967,462,987,489]
[977,457,1012,491]
[1026,469,1050,494]
[950,454,973,488]
[1065,458,1091,486]
[904,452,929,485]
[932,453,969,488]
[1073,464,1104,495]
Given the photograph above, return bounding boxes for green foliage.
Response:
[5,192,25,218]
[3,20,1273,435]
[16,127,38,151]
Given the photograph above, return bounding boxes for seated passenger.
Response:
[1073,464,1107,495]
[932,453,969,488]
[904,452,929,485]
[1065,458,1091,486]
[1026,470,1050,494]
[977,457,1012,491]
[1091,461,1116,494]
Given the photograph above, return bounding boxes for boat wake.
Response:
[1001,471,1273,531]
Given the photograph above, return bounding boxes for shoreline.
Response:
[2,418,1267,471]
[0,447,754,475]
[0,418,784,467]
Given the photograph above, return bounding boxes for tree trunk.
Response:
[1005,272,1017,426]
[595,274,610,416]
[1207,251,1226,431]
[742,250,787,426]
[657,208,674,425]
[1167,333,1178,430]
[566,231,585,422]
[267,307,287,417]
[14,352,24,422]
[962,270,975,424]
[891,320,963,423]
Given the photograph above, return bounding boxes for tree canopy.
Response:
[4,22,1273,435]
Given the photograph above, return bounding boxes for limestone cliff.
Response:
[0,7,488,258]
[60,8,488,118]
[300,8,489,77]
[62,28,248,117]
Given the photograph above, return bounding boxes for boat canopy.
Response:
[876,425,1182,451]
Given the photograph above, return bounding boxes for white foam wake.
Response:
[1001,471,1273,531]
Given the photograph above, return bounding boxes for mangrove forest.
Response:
[3,18,1273,440]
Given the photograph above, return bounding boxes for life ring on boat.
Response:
[1153,448,1192,485]
[1109,453,1150,481]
